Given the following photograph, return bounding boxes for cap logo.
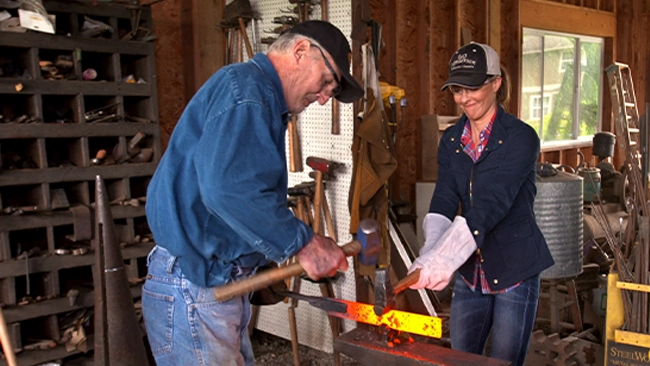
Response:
[450,53,476,71]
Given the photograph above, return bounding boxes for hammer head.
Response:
[356,218,380,266]
[287,181,315,197]
[306,156,343,175]
[373,266,395,316]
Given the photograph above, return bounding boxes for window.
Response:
[559,49,587,72]
[521,28,604,144]
[530,95,552,120]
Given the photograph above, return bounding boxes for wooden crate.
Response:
[0,1,160,364]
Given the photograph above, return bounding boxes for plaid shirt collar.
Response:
[460,112,496,162]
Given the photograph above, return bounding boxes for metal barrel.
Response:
[93,175,150,366]
[535,171,584,279]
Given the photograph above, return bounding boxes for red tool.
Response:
[305,156,343,238]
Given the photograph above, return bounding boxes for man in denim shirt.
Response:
[142,21,363,366]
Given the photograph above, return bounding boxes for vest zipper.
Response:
[469,166,474,207]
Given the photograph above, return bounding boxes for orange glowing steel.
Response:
[332,299,442,339]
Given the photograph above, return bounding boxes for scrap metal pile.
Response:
[600,63,649,335]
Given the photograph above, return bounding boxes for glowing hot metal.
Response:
[331,299,442,339]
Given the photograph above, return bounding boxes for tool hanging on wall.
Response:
[285,176,345,366]
[288,115,303,172]
[317,0,340,135]
[306,156,342,238]
[220,0,257,64]
[288,0,313,23]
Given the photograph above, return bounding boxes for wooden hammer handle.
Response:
[288,116,301,172]
[238,17,254,59]
[331,100,340,135]
[392,268,421,296]
[213,241,361,302]
[0,308,17,366]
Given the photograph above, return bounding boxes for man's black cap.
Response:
[286,20,363,103]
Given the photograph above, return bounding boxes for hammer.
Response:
[288,181,316,226]
[305,157,343,239]
[213,218,381,302]
[373,266,422,316]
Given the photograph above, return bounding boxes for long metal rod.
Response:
[387,219,437,316]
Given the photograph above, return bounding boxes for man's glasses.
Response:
[311,44,341,97]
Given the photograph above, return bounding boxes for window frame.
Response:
[521,27,605,147]
[530,94,552,121]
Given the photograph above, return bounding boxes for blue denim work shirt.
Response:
[145,53,313,287]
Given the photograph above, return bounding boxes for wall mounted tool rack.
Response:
[0,1,160,364]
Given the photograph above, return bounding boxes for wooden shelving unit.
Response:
[0,1,159,364]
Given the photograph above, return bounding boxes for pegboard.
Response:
[230,0,358,355]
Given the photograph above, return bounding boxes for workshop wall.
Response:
[152,0,360,355]
[249,0,360,354]
[151,0,184,149]
[365,0,650,207]
[147,0,650,357]
[153,0,650,215]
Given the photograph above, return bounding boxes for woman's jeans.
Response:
[142,246,255,366]
[450,272,541,366]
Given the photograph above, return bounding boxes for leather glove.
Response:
[419,213,452,256]
[408,216,477,291]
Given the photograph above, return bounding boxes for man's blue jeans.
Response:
[142,246,255,366]
[450,272,540,366]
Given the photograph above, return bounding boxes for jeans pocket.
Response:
[142,287,174,357]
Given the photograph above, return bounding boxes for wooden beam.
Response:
[489,0,501,53]
[370,0,396,84]
[646,13,650,108]
[521,0,615,37]
[351,0,368,306]
[393,0,430,205]
[501,0,520,116]
[181,0,225,101]
[431,0,457,116]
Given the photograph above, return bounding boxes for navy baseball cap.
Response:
[286,21,363,103]
[441,42,501,91]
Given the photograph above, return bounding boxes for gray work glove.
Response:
[408,215,477,291]
[419,213,452,256]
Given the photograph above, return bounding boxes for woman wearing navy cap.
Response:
[408,42,554,366]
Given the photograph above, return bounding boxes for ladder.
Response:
[605,63,648,214]
[604,62,650,339]
[605,62,642,169]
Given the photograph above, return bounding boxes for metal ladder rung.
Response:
[607,62,642,165]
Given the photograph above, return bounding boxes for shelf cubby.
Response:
[0,1,160,363]
[0,46,32,79]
